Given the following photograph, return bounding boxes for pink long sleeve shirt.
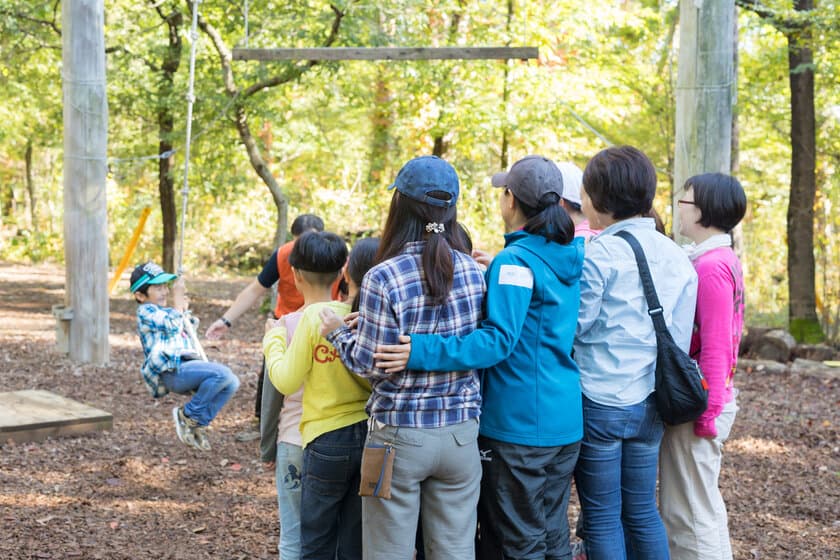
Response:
[689,247,745,437]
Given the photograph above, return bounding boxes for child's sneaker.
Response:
[172,406,197,449]
[193,426,211,451]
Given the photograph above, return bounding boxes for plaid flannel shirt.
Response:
[327,241,486,428]
[136,303,194,398]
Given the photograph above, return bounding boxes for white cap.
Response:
[556,162,584,206]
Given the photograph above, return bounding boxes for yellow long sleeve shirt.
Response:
[263,301,370,446]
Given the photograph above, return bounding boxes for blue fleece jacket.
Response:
[407,230,585,446]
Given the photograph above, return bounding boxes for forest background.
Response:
[1,0,839,341]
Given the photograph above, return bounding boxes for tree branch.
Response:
[735,0,809,31]
[0,8,61,36]
[105,45,161,72]
[242,3,347,99]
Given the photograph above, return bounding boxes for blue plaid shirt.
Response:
[327,241,486,428]
[136,303,195,398]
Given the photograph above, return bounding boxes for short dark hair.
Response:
[288,231,347,287]
[583,146,656,220]
[290,214,325,237]
[683,173,747,233]
[347,237,380,312]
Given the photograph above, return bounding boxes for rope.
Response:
[178,0,208,362]
[178,0,201,275]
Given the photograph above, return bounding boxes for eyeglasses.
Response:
[677,199,696,205]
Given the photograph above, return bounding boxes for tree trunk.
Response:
[234,103,288,247]
[786,0,822,342]
[62,0,109,364]
[158,136,177,271]
[195,3,345,248]
[731,6,745,258]
[500,0,514,170]
[158,7,182,272]
[672,0,735,244]
[368,74,392,187]
[25,139,36,231]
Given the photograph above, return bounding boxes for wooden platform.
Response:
[0,390,113,444]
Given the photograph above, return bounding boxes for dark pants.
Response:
[477,436,581,560]
[301,420,367,560]
[254,358,266,419]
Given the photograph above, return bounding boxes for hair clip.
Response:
[425,222,445,234]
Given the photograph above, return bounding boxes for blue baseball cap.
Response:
[130,262,178,293]
[388,156,459,208]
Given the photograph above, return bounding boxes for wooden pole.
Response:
[62,0,109,364]
[232,46,538,61]
[672,0,735,243]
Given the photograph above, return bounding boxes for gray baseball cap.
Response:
[491,155,564,209]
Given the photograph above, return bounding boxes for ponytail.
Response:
[422,231,455,305]
[516,192,575,244]
[377,191,465,306]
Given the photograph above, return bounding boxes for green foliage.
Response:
[0,0,838,339]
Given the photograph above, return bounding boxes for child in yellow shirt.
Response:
[263,231,370,560]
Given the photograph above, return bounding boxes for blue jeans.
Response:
[160,360,240,426]
[574,395,669,560]
[301,420,366,560]
[276,442,303,560]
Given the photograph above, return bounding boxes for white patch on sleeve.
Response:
[497,264,534,289]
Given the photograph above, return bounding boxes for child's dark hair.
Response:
[347,237,380,312]
[511,191,575,245]
[377,191,468,305]
[288,231,347,287]
[683,173,747,233]
[290,214,325,236]
[583,146,656,219]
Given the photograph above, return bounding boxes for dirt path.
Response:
[0,262,837,559]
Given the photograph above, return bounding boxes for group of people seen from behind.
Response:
[131,144,746,560]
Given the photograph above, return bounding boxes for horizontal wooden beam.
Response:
[232,46,539,62]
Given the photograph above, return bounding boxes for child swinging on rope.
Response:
[131,262,240,451]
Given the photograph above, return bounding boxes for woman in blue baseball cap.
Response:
[321,155,486,559]
[374,155,587,559]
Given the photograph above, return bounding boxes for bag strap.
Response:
[614,230,669,335]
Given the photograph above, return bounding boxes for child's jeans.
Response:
[300,420,366,560]
[160,360,239,426]
[276,442,303,560]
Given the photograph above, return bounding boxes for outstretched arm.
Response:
[379,256,531,373]
[206,279,269,339]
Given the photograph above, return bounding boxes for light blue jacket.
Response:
[574,218,698,407]
[408,230,585,446]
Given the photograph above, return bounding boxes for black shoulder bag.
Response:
[615,230,708,425]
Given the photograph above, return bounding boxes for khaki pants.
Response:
[362,419,481,560]
[660,397,738,560]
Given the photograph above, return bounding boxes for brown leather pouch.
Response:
[358,443,395,499]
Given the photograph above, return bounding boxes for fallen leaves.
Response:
[0,263,836,558]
